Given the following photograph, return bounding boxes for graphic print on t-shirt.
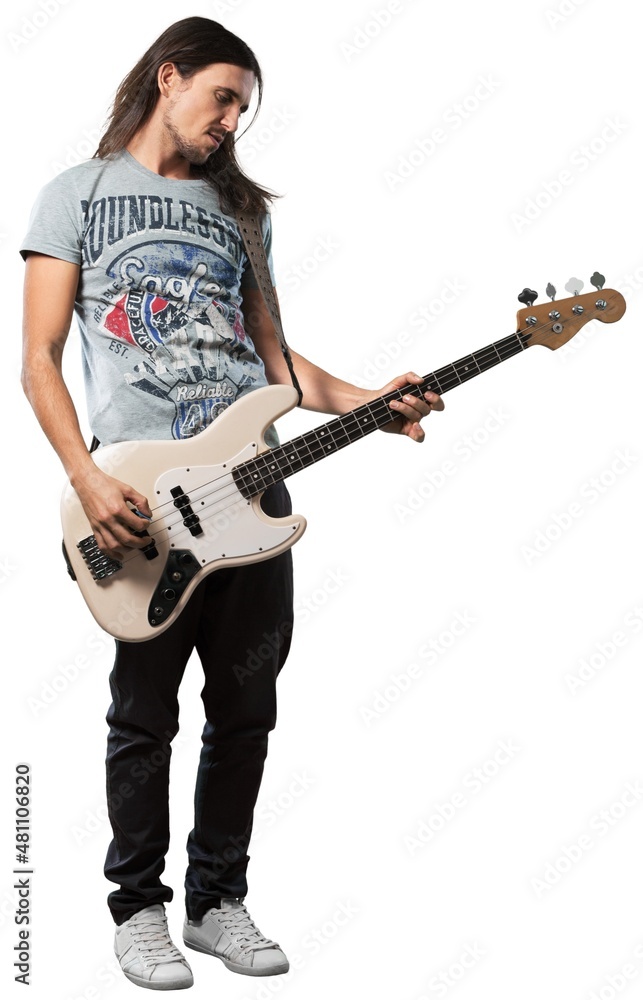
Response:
[21,157,275,446]
[100,239,256,439]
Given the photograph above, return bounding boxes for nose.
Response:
[221,106,241,134]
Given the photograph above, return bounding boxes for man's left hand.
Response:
[357,371,444,443]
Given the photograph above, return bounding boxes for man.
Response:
[20,16,442,991]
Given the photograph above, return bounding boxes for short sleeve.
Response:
[19,171,83,265]
[239,210,276,289]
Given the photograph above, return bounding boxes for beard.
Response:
[162,111,212,166]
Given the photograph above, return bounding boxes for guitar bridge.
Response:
[77,535,123,581]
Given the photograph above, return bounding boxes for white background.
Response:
[2,0,642,998]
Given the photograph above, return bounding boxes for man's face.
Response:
[161,63,256,166]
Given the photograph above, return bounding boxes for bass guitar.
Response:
[61,276,626,641]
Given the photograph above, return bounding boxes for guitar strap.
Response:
[235,210,303,406]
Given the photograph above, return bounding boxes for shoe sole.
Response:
[121,969,194,990]
[183,938,289,977]
[115,950,194,990]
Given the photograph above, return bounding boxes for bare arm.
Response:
[21,253,152,557]
[241,286,444,441]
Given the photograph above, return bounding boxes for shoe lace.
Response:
[218,900,278,953]
[129,912,185,966]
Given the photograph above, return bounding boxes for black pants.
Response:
[104,484,294,925]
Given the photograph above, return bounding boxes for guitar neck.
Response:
[232,329,532,498]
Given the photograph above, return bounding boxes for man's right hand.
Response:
[21,254,153,561]
[72,465,153,561]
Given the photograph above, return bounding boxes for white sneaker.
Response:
[183,898,289,976]
[115,904,194,990]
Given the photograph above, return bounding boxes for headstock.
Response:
[515,274,626,350]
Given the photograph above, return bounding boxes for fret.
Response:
[473,348,494,370]
[264,450,295,476]
[232,329,533,499]
[296,431,318,468]
[439,362,462,386]
[454,354,480,379]
[310,425,336,457]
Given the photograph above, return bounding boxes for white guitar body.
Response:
[61,384,305,642]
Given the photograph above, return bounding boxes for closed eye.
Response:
[215,89,249,114]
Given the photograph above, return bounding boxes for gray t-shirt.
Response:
[21,150,277,446]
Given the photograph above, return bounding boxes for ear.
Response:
[157,61,180,99]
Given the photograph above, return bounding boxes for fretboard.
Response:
[232,329,531,499]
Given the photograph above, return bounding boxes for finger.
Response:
[92,526,125,562]
[404,421,426,443]
[123,511,154,537]
[126,487,153,519]
[110,501,155,536]
[395,374,444,410]
[112,519,154,548]
[424,390,445,411]
[389,394,430,422]
[120,487,153,525]
[96,509,152,549]
[383,371,424,393]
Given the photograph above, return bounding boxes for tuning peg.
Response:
[518,288,538,307]
[546,283,556,301]
[565,277,584,296]
[590,271,605,290]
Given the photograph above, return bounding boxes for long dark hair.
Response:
[94,16,275,214]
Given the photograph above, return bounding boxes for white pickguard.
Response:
[154,443,298,561]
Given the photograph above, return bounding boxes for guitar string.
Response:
[88,307,600,573]
[124,324,533,528]
[109,336,521,567]
[94,316,568,571]
[101,336,532,571]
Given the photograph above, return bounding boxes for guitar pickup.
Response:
[77,535,123,581]
[141,539,159,560]
[183,516,203,537]
[171,487,190,508]
[170,485,203,537]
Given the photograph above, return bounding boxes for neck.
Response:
[126,122,193,180]
[232,329,532,499]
